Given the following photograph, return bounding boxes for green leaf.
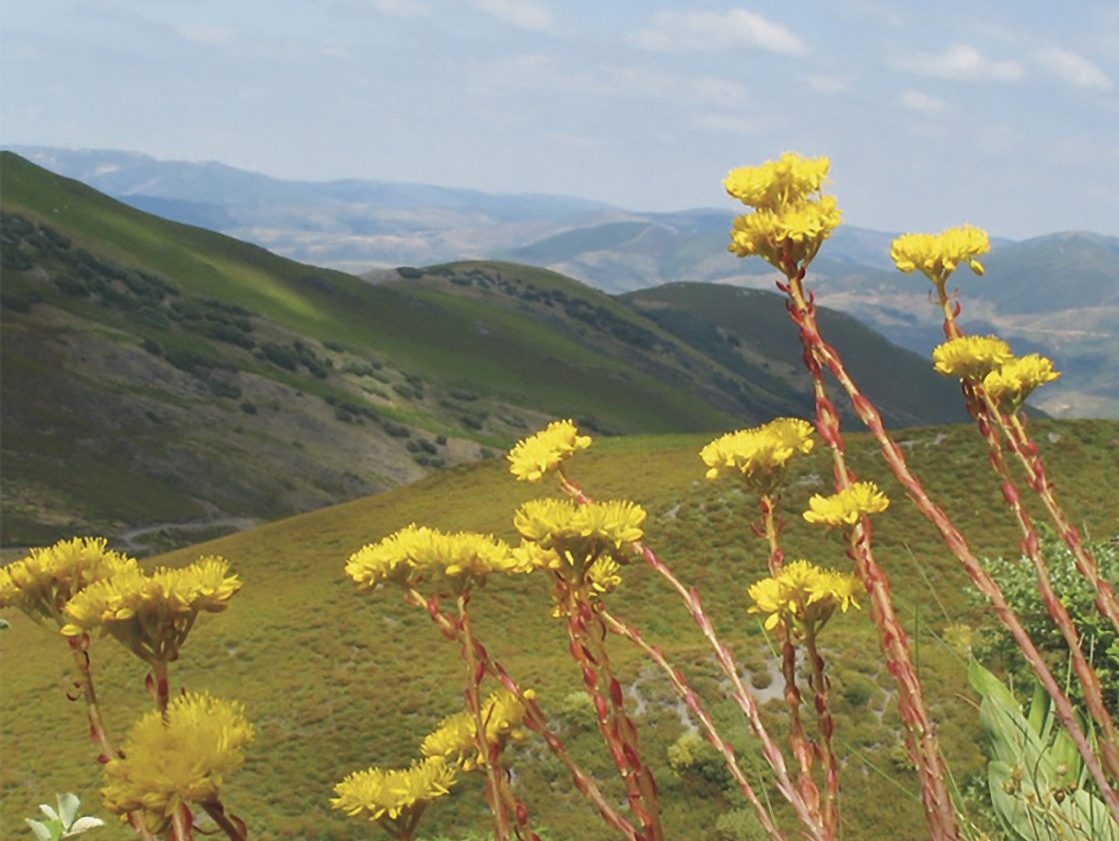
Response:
[24,819,57,841]
[56,794,80,830]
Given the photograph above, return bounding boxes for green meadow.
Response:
[2,419,1115,839]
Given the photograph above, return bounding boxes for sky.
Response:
[2,0,1118,239]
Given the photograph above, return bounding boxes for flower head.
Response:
[747,559,862,633]
[932,335,1013,381]
[891,225,989,284]
[508,419,592,482]
[0,537,137,625]
[102,692,253,832]
[420,688,530,770]
[514,498,645,561]
[803,482,890,527]
[724,153,831,210]
[331,757,455,828]
[983,354,1060,410]
[346,526,527,593]
[61,556,241,660]
[728,197,842,270]
[723,153,841,273]
[700,418,815,493]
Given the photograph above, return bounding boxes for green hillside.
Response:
[622,283,969,429]
[1,419,1115,839]
[1,153,965,551]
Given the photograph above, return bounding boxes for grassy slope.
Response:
[2,419,1115,839]
[623,283,971,427]
[0,153,735,434]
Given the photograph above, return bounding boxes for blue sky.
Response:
[3,0,1117,238]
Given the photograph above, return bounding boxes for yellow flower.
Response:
[803,481,890,527]
[346,525,527,592]
[508,419,592,482]
[891,225,989,283]
[61,556,241,660]
[331,757,455,826]
[513,499,645,559]
[700,418,815,491]
[747,559,861,633]
[420,688,530,770]
[932,335,1013,380]
[983,354,1060,410]
[0,537,137,624]
[724,153,831,210]
[728,196,842,270]
[102,692,253,831]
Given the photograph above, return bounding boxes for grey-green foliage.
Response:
[969,660,1118,841]
[24,793,104,840]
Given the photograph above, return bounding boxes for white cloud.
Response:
[176,24,236,46]
[899,44,1023,82]
[806,74,850,94]
[472,0,556,33]
[1035,46,1113,92]
[901,90,947,113]
[372,0,430,17]
[692,112,772,136]
[630,9,809,57]
[691,76,750,108]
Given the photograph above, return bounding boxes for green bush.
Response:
[973,531,1119,709]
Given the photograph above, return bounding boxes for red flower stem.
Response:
[403,588,640,840]
[1006,411,1119,630]
[638,545,830,841]
[564,592,658,839]
[760,495,784,575]
[458,591,512,841]
[933,282,1119,635]
[585,610,664,841]
[781,265,960,841]
[785,273,1119,821]
[558,468,829,839]
[599,608,790,840]
[170,806,193,841]
[759,487,823,821]
[803,626,839,836]
[200,801,248,841]
[66,636,157,841]
[781,634,821,819]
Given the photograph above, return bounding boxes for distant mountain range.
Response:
[7,145,1117,419]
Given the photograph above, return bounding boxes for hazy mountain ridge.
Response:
[11,148,1114,419]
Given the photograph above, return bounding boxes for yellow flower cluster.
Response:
[102,692,253,830]
[983,354,1060,410]
[890,225,990,284]
[508,419,592,482]
[513,498,644,603]
[725,152,831,210]
[932,335,1013,380]
[420,688,530,770]
[61,557,241,659]
[727,197,842,266]
[803,482,890,527]
[331,757,455,825]
[747,559,862,633]
[723,153,841,271]
[700,418,815,492]
[346,525,528,592]
[514,499,645,560]
[0,537,136,624]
